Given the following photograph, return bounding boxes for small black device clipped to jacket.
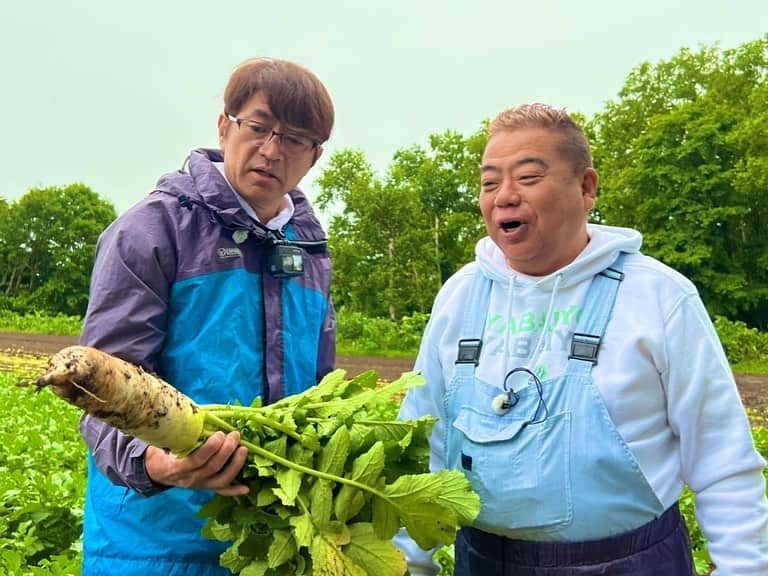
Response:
[263,228,327,278]
[176,193,328,278]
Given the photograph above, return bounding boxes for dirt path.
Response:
[1,332,765,422]
[0,332,415,381]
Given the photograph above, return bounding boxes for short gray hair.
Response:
[488,103,592,172]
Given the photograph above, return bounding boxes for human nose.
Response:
[257,131,282,159]
[494,180,522,207]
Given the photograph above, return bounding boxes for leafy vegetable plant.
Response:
[28,346,481,575]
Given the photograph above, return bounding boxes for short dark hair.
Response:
[489,103,592,173]
[224,58,334,144]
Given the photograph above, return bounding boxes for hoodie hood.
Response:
[469,224,643,385]
[475,224,643,289]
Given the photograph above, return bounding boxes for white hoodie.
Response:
[398,224,768,575]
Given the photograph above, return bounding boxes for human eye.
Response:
[246,122,271,137]
[282,133,313,151]
[517,173,543,184]
[481,179,499,192]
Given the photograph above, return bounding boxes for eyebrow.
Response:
[240,108,312,136]
[480,156,549,173]
[244,108,276,123]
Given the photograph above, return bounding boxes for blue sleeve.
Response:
[317,298,336,380]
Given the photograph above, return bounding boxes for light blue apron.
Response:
[445,254,666,541]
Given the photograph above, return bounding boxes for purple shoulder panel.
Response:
[80,148,336,491]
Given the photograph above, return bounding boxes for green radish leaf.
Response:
[220,536,254,573]
[256,485,278,507]
[349,441,385,485]
[382,470,481,549]
[251,453,276,477]
[334,485,367,524]
[310,531,366,576]
[344,523,408,576]
[264,435,287,458]
[398,503,458,550]
[289,512,314,548]
[268,529,296,568]
[372,495,400,540]
[299,423,321,451]
[240,560,270,576]
[201,518,236,542]
[319,425,350,475]
[274,466,302,505]
[310,479,333,526]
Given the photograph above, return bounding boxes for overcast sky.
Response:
[1,1,766,221]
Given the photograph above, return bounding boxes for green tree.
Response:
[589,36,768,328]
[401,128,488,287]
[0,198,14,295]
[316,150,436,319]
[0,183,117,316]
[316,127,487,320]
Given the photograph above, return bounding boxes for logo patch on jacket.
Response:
[217,247,243,260]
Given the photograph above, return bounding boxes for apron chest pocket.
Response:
[451,407,573,532]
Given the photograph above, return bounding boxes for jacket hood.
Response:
[154,148,321,237]
[475,224,643,290]
[155,148,236,209]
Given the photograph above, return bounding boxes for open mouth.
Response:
[500,220,523,231]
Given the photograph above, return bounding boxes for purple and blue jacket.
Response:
[78,148,335,575]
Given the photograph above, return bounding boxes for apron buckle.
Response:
[456,338,483,366]
[569,333,601,364]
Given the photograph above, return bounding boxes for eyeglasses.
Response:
[227,114,318,156]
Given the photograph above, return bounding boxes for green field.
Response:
[1,351,765,575]
[0,366,84,575]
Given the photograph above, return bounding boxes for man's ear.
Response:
[311,146,324,167]
[581,167,598,213]
[217,114,229,148]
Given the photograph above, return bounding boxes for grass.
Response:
[731,359,768,375]
[0,312,81,337]
[2,312,767,375]
[335,345,416,359]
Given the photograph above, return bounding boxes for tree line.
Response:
[1,36,766,329]
[0,184,115,317]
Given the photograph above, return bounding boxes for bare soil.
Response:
[2,332,765,424]
[0,332,416,381]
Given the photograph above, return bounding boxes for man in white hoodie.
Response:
[397,104,768,575]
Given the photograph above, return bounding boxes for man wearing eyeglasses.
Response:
[77,58,335,575]
[397,104,768,575]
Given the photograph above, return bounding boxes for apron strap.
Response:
[568,252,627,376]
[454,269,492,382]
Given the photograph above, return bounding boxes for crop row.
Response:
[1,354,766,575]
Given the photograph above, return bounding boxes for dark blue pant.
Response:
[455,504,695,575]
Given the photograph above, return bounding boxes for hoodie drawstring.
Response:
[502,275,515,371]
[528,273,563,372]
[502,272,564,377]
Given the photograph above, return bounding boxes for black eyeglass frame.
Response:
[226,114,319,155]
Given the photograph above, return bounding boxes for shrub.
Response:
[0,311,82,336]
[336,309,428,356]
[713,316,768,365]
